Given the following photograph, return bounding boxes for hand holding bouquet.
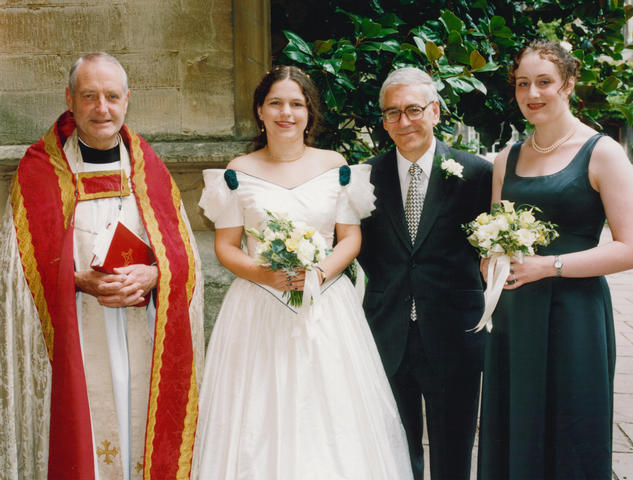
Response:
[462,200,558,331]
[246,210,331,307]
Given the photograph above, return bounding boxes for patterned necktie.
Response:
[405,162,423,321]
[405,163,423,242]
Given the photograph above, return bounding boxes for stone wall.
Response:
[0,0,239,143]
[0,0,271,337]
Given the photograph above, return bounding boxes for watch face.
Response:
[554,258,562,268]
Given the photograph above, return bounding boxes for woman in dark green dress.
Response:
[478,40,633,479]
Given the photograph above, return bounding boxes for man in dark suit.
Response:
[358,67,492,480]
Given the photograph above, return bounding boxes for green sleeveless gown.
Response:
[478,134,615,479]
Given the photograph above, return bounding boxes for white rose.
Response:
[499,200,514,213]
[518,210,535,227]
[441,158,464,178]
[476,222,502,243]
[515,228,537,247]
[296,240,316,266]
[494,216,510,230]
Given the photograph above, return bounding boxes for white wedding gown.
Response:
[193,164,413,480]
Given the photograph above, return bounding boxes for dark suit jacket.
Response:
[358,140,492,381]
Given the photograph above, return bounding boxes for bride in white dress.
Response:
[193,65,413,480]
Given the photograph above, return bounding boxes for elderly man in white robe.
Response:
[0,52,204,480]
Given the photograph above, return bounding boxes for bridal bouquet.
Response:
[246,210,331,307]
[463,200,558,331]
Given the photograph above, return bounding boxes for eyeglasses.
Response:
[381,101,435,123]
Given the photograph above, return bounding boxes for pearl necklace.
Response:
[531,122,578,154]
[265,145,307,162]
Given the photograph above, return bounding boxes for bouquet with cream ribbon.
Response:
[246,210,331,307]
[463,200,559,331]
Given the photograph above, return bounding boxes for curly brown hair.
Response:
[509,39,581,93]
[251,65,322,150]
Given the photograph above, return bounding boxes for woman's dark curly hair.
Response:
[252,65,322,150]
[509,39,581,95]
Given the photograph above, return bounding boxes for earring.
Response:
[261,125,265,133]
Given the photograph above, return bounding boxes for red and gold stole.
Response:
[10,111,198,479]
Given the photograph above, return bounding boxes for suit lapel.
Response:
[413,141,450,251]
[375,151,411,250]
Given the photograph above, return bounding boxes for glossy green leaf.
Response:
[579,69,598,83]
[358,41,385,52]
[340,52,357,71]
[469,50,487,71]
[413,36,426,52]
[283,30,313,55]
[489,16,507,32]
[476,62,500,73]
[380,39,402,53]
[489,16,513,38]
[445,43,470,64]
[446,76,475,93]
[438,64,464,76]
[425,41,444,63]
[401,42,422,53]
[336,75,356,90]
[440,10,465,33]
[448,30,463,45]
[600,75,620,93]
[361,18,382,38]
[283,46,312,64]
[316,57,341,75]
[314,39,334,55]
[467,76,488,94]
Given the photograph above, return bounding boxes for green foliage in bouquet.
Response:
[462,200,559,258]
[246,210,331,307]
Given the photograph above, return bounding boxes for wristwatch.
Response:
[553,255,563,277]
[314,266,327,284]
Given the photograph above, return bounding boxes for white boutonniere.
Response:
[435,155,464,180]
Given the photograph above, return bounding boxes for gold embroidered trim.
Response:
[170,177,196,305]
[10,178,55,360]
[76,169,131,201]
[130,132,170,478]
[170,177,198,480]
[42,126,75,230]
[177,367,198,479]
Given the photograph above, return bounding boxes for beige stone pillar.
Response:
[233,0,271,138]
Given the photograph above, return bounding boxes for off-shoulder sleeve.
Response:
[335,164,376,224]
[198,169,243,228]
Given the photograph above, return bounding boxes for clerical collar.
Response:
[78,137,120,164]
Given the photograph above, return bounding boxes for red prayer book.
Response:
[91,221,156,273]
